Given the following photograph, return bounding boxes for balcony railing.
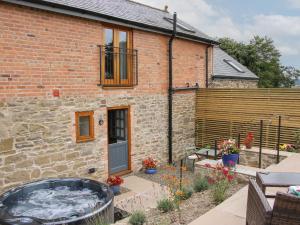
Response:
[99,45,138,87]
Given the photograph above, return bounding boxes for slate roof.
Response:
[213,46,259,80]
[5,0,217,44]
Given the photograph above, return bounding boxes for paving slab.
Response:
[114,176,169,214]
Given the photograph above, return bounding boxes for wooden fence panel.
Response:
[196,88,300,149]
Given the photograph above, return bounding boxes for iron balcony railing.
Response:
[99,45,138,87]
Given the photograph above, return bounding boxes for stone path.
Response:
[114,175,169,224]
[189,153,300,225]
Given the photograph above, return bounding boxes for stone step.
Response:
[195,159,266,177]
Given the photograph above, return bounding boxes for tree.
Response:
[218,36,300,88]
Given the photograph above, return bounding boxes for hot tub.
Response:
[0,178,114,225]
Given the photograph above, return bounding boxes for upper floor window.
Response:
[100,27,138,87]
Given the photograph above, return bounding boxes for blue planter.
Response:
[145,168,157,174]
[110,185,120,195]
[222,154,239,167]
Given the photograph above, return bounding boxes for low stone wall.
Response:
[239,149,287,169]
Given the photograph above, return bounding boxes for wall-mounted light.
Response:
[98,116,104,126]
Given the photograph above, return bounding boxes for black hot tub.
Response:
[0,178,114,225]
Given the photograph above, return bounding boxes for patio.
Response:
[188,152,300,225]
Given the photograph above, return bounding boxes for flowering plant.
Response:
[279,144,296,152]
[204,163,237,184]
[107,176,124,186]
[244,132,254,149]
[142,157,157,169]
[219,139,240,155]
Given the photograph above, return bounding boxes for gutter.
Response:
[2,0,219,45]
[168,12,177,164]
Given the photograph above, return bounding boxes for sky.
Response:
[134,0,300,69]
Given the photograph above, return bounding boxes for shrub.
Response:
[193,175,209,192]
[212,179,230,204]
[129,211,146,225]
[157,198,175,213]
[175,187,193,201]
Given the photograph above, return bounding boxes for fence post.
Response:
[214,140,218,160]
[180,159,183,190]
[276,116,282,164]
[259,120,263,168]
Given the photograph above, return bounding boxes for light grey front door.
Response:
[108,109,129,174]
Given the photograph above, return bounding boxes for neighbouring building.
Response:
[210,46,259,88]
[0,0,258,193]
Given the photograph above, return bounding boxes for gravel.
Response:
[135,165,248,225]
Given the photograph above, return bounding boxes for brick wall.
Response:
[0,2,209,192]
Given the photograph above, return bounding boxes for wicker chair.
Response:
[246,179,300,225]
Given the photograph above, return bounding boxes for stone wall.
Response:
[239,149,286,169]
[0,94,170,193]
[210,79,258,88]
[172,93,196,161]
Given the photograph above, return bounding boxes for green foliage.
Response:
[193,175,209,192]
[129,211,146,225]
[175,187,193,201]
[218,36,300,88]
[157,198,175,213]
[294,130,300,152]
[212,179,230,204]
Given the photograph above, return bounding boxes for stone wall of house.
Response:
[210,79,258,88]
[0,94,170,193]
[172,92,196,161]
[239,149,286,169]
[0,2,208,193]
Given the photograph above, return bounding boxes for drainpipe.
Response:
[205,46,209,88]
[168,12,177,164]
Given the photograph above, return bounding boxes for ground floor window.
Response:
[75,111,94,143]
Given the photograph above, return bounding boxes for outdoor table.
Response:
[256,172,300,198]
[194,148,219,160]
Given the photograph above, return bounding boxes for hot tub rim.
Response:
[0,178,114,225]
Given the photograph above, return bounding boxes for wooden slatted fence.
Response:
[196,89,300,149]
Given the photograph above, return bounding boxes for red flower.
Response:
[142,157,157,169]
[205,163,212,168]
[227,175,234,182]
[107,176,124,186]
[222,167,229,176]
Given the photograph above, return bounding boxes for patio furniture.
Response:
[246,179,300,225]
[256,172,300,198]
[194,147,221,160]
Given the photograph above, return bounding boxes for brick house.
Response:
[0,0,255,193]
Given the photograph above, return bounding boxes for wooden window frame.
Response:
[102,26,133,87]
[75,111,95,143]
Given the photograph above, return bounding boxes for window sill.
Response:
[99,85,135,90]
[76,138,95,143]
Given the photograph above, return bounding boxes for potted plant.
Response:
[220,139,240,167]
[279,144,296,152]
[107,176,124,195]
[142,157,157,174]
[244,132,254,149]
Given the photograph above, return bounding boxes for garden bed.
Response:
[135,165,248,225]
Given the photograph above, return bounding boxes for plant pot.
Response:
[245,144,252,149]
[110,185,121,195]
[222,154,239,167]
[145,168,157,174]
